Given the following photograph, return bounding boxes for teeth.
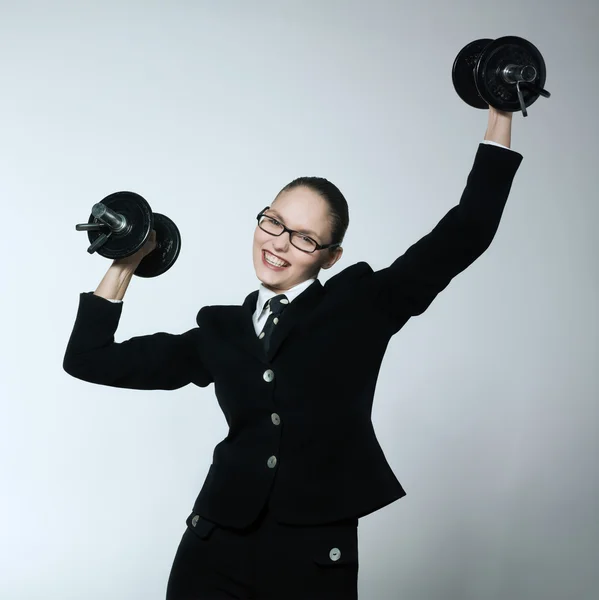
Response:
[265,251,289,267]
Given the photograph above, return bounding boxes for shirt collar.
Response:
[255,277,317,317]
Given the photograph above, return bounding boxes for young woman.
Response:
[64,106,522,599]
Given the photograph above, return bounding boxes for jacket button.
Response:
[267,455,277,468]
[273,317,279,325]
[191,515,199,527]
[329,547,341,561]
[271,413,280,425]
[263,370,274,382]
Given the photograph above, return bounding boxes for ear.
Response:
[322,247,343,270]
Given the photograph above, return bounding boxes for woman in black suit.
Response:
[64,105,522,599]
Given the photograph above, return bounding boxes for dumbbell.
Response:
[452,36,551,117]
[75,191,181,278]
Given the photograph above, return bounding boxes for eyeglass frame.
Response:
[256,206,342,254]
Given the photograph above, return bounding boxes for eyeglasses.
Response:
[256,207,341,254]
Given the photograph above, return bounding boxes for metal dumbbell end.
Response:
[91,203,129,233]
[75,203,131,254]
[501,64,551,117]
[502,64,537,84]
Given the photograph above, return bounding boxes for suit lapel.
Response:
[265,280,324,361]
[221,280,325,363]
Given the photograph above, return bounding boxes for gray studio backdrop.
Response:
[1,1,597,599]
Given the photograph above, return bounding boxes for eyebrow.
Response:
[267,209,319,238]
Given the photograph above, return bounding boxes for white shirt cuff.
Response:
[482,139,513,151]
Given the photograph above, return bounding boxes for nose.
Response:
[272,230,291,252]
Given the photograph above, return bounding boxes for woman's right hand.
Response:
[113,230,157,267]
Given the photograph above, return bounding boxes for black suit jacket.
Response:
[63,143,523,528]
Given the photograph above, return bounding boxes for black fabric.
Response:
[259,294,289,353]
[63,143,524,530]
[166,504,359,600]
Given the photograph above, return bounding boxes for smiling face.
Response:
[252,185,344,293]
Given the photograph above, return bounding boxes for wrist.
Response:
[484,107,513,147]
[113,256,141,270]
[110,260,140,284]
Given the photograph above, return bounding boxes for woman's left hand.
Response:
[488,104,513,120]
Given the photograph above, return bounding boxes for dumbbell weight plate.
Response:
[134,212,182,278]
[86,191,153,259]
[452,38,494,109]
[474,36,546,112]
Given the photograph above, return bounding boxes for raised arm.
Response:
[63,292,212,390]
[63,250,212,391]
[369,107,523,331]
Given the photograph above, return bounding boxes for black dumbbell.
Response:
[75,191,181,278]
[452,36,551,117]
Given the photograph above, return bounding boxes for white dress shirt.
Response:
[104,140,515,323]
[252,277,316,336]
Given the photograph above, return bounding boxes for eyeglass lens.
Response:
[258,216,316,252]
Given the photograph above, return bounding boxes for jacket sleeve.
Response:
[63,292,213,390]
[370,143,524,331]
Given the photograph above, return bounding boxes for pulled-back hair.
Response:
[277,177,349,249]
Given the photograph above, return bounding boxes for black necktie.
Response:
[258,294,289,353]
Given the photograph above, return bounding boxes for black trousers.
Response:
[166,503,359,600]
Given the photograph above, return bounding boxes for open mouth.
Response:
[263,250,290,269]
